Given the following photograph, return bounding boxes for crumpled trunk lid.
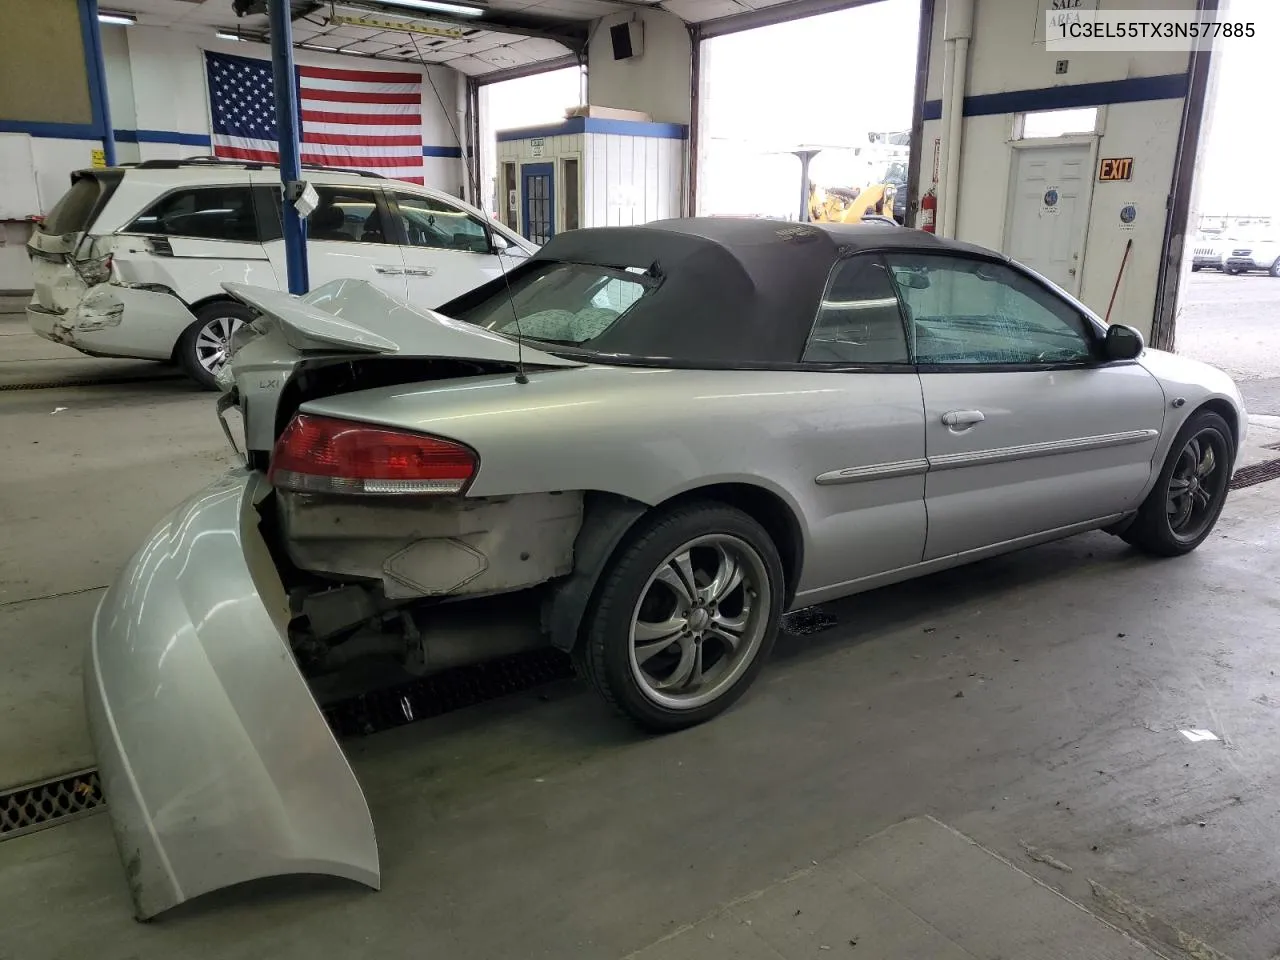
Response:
[220,278,583,459]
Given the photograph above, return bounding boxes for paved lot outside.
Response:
[1176,270,1280,415]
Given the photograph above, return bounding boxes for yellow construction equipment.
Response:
[808,181,897,223]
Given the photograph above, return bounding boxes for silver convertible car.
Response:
[88,218,1244,918]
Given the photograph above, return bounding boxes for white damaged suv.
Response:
[27,160,535,387]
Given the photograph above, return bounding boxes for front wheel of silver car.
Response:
[177,302,253,390]
[576,503,784,732]
[1121,410,1234,557]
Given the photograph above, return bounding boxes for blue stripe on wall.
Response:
[0,125,460,162]
[0,120,101,139]
[922,73,1189,122]
[497,116,688,142]
[116,130,213,146]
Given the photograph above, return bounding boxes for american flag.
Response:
[205,50,426,183]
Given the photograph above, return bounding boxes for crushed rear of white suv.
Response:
[27,160,536,388]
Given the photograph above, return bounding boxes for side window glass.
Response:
[254,186,283,242]
[394,193,490,253]
[803,255,909,364]
[885,254,1093,365]
[308,186,389,244]
[125,186,258,242]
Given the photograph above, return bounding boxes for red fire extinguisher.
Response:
[919,189,937,233]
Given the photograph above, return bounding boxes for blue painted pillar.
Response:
[83,0,117,166]
[268,0,309,294]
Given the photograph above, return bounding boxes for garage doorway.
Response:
[1178,0,1280,417]
[477,66,584,219]
[694,0,921,222]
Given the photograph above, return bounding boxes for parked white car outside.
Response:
[26,160,536,387]
[1222,229,1280,277]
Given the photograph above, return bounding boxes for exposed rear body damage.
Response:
[279,491,583,599]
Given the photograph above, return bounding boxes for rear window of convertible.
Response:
[457,262,655,346]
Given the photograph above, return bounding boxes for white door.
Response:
[1005,144,1091,292]
[256,179,407,298]
[385,189,506,309]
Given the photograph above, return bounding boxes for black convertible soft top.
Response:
[444,217,1005,366]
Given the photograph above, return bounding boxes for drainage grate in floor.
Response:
[0,768,104,841]
[323,647,575,738]
[1231,457,1280,490]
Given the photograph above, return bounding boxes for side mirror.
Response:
[1104,323,1145,361]
[490,232,510,253]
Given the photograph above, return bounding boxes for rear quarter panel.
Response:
[299,365,929,595]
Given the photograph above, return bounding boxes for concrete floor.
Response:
[3,291,1280,959]
[1177,270,1280,416]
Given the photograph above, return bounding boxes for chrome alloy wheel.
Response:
[1166,428,1229,542]
[194,315,244,376]
[627,534,771,710]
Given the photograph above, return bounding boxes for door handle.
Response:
[941,409,985,429]
[373,265,404,275]
[403,267,437,277]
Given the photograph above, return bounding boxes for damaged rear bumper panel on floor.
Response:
[85,469,379,920]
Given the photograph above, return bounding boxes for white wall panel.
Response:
[101,25,137,131]
[587,10,691,124]
[922,0,1203,338]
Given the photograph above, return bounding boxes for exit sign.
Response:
[1099,157,1134,181]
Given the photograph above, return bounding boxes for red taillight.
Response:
[269,414,477,496]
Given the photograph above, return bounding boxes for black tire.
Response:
[1122,410,1234,557]
[177,301,254,390]
[1269,258,1280,278]
[1225,264,1244,276]
[1192,264,1202,272]
[575,502,785,732]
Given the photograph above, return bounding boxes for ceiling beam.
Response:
[238,0,589,55]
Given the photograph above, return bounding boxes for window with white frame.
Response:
[1019,107,1099,139]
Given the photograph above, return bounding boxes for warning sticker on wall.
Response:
[1120,202,1137,231]
[91,149,105,169]
[1041,186,1061,217]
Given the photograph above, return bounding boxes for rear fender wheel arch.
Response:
[550,482,805,656]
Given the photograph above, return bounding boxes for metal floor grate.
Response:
[0,768,104,840]
[1231,457,1280,490]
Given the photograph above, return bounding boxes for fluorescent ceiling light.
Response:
[216,30,249,41]
[98,11,137,25]
[367,0,487,17]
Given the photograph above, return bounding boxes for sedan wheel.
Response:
[1122,410,1234,556]
[577,503,784,731]
[1164,431,1228,544]
[628,534,771,711]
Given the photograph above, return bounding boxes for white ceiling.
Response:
[101,0,817,75]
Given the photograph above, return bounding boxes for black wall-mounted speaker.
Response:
[610,21,643,60]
